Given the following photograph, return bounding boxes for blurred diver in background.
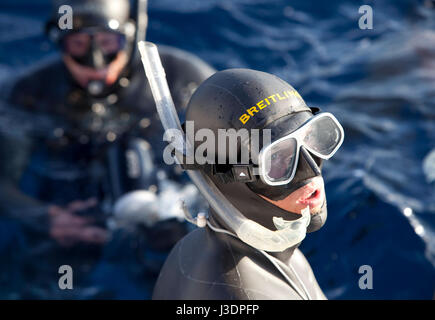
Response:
[0,0,214,299]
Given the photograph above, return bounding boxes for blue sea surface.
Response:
[0,0,434,299]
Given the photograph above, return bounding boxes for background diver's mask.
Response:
[62,29,127,68]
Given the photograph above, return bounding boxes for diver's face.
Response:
[260,176,325,215]
[62,31,128,89]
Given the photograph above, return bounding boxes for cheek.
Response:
[275,193,307,213]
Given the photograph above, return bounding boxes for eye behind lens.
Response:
[303,116,342,157]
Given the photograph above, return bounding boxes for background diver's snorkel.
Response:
[138,41,311,253]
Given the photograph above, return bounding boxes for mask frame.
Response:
[258,112,344,186]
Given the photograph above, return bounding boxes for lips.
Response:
[296,178,325,209]
[258,176,325,215]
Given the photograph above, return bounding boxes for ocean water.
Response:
[0,0,434,299]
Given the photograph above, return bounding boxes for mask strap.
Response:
[309,106,322,115]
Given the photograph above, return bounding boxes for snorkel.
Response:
[138,41,310,252]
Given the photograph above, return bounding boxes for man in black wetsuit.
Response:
[0,0,214,298]
[152,69,344,300]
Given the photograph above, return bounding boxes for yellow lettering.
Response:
[247,106,259,116]
[257,100,267,109]
[268,94,277,103]
[267,94,276,102]
[292,90,303,100]
[240,114,250,124]
[276,93,286,100]
[240,90,301,124]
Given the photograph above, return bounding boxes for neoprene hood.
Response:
[185,69,328,233]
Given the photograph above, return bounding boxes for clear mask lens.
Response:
[302,116,343,157]
[63,31,126,58]
[264,137,297,183]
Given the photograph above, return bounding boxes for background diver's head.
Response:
[185,69,344,236]
[46,0,147,96]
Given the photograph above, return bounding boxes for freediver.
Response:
[0,0,214,298]
[150,68,344,300]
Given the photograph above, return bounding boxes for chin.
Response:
[307,201,328,233]
[310,204,323,214]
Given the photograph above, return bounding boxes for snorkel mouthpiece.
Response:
[239,206,311,252]
[138,41,310,252]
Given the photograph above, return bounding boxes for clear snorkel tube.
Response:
[138,41,310,252]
